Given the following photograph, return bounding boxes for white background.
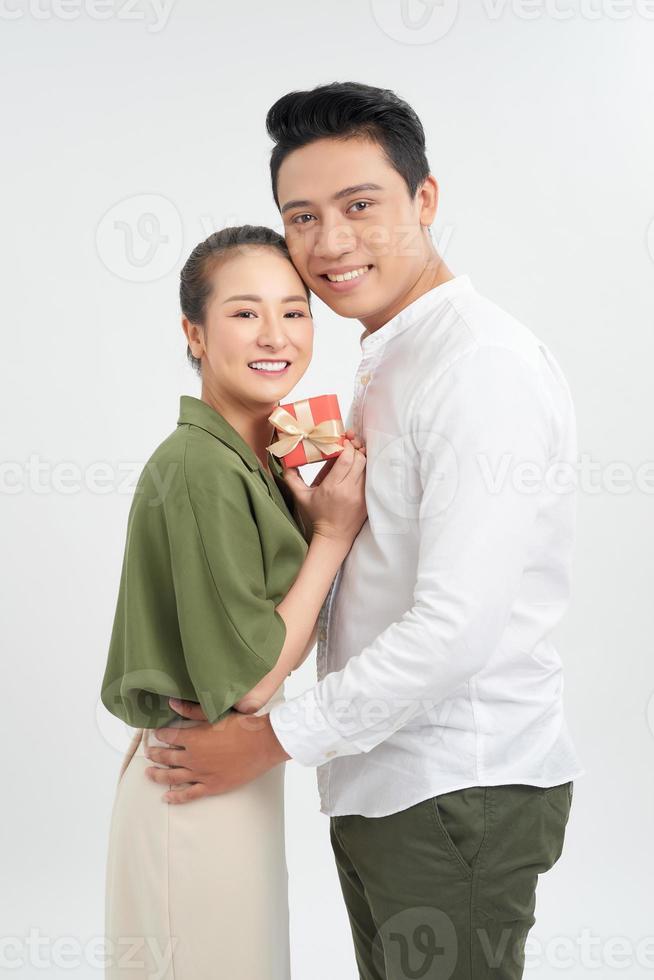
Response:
[2,1,653,977]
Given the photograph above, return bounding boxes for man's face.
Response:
[277,136,433,324]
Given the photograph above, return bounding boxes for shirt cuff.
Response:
[268,686,364,767]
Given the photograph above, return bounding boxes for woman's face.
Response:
[186,246,313,408]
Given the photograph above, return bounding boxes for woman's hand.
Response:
[310,427,366,487]
[282,430,367,547]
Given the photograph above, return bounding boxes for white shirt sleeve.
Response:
[269,344,558,767]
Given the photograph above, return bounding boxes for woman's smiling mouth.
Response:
[248,360,291,376]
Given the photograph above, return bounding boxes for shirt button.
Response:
[325,750,337,759]
[360,373,371,385]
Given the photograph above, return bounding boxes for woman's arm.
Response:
[233,533,347,713]
[233,436,367,715]
[295,620,318,670]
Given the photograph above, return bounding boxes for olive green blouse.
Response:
[100,395,309,728]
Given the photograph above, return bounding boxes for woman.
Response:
[100,225,367,979]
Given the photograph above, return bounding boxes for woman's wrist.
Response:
[310,528,353,560]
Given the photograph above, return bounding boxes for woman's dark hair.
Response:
[266,81,430,208]
[180,224,310,376]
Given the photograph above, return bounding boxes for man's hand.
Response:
[143,697,291,804]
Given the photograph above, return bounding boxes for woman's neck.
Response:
[200,384,276,472]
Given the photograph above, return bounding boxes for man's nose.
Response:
[312,215,357,260]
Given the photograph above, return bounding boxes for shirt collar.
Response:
[358,274,472,352]
[177,395,271,473]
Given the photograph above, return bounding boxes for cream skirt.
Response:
[104,688,290,979]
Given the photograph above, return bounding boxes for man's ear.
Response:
[418,174,439,227]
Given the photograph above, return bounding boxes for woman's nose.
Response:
[257,321,287,349]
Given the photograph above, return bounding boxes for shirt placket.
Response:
[315,350,379,808]
[316,352,377,670]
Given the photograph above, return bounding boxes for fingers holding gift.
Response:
[343,427,366,454]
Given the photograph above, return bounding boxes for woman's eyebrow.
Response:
[222,294,262,303]
[222,294,308,304]
[280,182,383,215]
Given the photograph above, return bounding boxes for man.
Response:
[144,82,584,979]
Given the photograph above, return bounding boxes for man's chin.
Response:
[312,283,379,320]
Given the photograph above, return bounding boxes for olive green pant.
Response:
[330,782,573,980]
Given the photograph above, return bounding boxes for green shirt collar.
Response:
[177,395,282,476]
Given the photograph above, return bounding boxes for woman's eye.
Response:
[234,310,257,318]
[284,310,306,318]
[291,213,315,225]
[347,200,371,214]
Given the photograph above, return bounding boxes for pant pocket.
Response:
[537,783,572,870]
[117,728,143,783]
[541,781,573,815]
[431,786,488,878]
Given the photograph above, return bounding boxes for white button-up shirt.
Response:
[269,275,585,817]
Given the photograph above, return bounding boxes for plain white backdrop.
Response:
[2,1,653,977]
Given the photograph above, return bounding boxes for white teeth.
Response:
[326,265,371,283]
[249,361,289,372]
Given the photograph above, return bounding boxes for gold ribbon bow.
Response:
[266,399,345,464]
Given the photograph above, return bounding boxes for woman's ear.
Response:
[182,316,204,359]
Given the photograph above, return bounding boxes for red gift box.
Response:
[266,394,346,468]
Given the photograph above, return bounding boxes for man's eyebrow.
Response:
[222,294,309,304]
[280,199,312,216]
[333,182,383,200]
[280,183,384,215]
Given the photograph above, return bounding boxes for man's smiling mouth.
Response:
[319,264,373,284]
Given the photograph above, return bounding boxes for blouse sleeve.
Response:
[164,447,287,723]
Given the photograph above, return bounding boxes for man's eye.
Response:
[291,213,315,225]
[347,201,371,214]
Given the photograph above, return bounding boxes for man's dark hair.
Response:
[266,81,430,208]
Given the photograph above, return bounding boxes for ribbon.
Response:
[266,399,345,464]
